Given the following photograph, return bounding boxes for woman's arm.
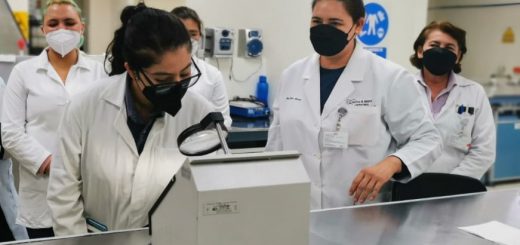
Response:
[1,66,51,175]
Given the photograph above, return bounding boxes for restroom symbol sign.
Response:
[358,2,389,46]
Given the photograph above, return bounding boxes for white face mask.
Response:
[191,38,204,58]
[191,39,200,57]
[45,29,81,57]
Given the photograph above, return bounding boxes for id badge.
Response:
[323,131,349,149]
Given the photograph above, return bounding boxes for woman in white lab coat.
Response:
[47,4,214,235]
[171,6,232,128]
[265,0,442,209]
[1,0,106,238]
[410,21,496,179]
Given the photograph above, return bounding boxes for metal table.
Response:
[1,229,149,245]
[310,188,520,245]
[4,189,520,245]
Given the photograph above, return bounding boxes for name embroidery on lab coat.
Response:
[286,96,302,101]
[346,98,375,107]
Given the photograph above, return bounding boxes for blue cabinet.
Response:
[488,96,520,183]
[493,115,520,181]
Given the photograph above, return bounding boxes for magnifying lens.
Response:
[177,112,231,156]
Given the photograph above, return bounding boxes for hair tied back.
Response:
[121,2,147,26]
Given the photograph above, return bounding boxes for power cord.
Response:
[229,57,263,83]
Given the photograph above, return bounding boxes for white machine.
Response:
[149,151,310,245]
[238,28,263,58]
[204,27,235,58]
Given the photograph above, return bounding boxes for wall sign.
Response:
[358,2,389,46]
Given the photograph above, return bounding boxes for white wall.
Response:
[84,0,186,55]
[85,0,137,54]
[363,0,428,72]
[144,0,185,10]
[186,0,428,102]
[186,0,313,102]
[428,0,520,84]
[84,0,428,102]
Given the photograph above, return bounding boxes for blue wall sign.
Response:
[364,47,387,58]
[358,2,389,46]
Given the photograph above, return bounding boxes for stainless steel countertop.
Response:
[310,188,520,245]
[229,126,269,132]
[1,228,149,245]
[5,189,520,245]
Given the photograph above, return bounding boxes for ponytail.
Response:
[104,3,191,76]
[104,3,146,75]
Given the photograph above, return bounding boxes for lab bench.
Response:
[5,189,520,245]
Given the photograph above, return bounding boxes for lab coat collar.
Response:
[76,50,94,70]
[301,42,366,82]
[416,71,472,88]
[102,73,127,108]
[301,54,321,121]
[416,71,473,119]
[451,72,472,87]
[102,73,140,156]
[35,48,94,72]
[320,43,367,119]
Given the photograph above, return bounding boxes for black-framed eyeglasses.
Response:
[137,57,202,89]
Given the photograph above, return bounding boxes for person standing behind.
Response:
[171,6,232,128]
[410,21,496,179]
[0,77,29,242]
[265,0,442,209]
[1,0,106,238]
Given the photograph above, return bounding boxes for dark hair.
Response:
[171,6,203,35]
[410,21,467,73]
[312,0,365,22]
[104,3,191,76]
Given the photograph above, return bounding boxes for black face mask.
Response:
[310,24,355,56]
[422,47,457,76]
[136,59,201,117]
[141,82,188,117]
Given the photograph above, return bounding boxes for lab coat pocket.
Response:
[448,116,473,153]
[448,133,472,153]
[346,107,380,146]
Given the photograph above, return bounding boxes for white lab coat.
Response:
[266,44,442,209]
[1,49,107,228]
[47,73,214,235]
[416,72,496,179]
[190,57,232,128]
